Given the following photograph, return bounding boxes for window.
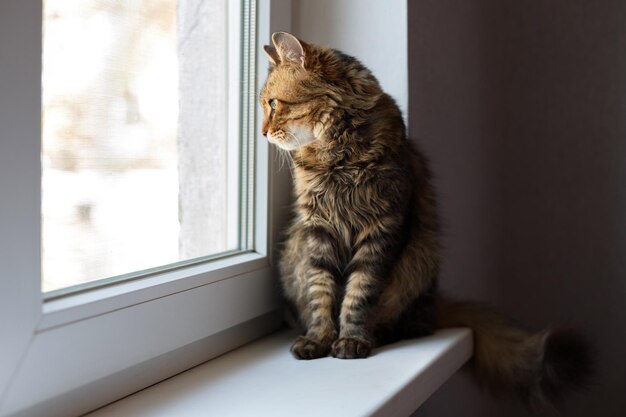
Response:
[0,1,290,415]
[42,0,245,295]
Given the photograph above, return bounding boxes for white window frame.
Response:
[0,1,293,416]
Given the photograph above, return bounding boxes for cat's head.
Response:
[259,32,382,151]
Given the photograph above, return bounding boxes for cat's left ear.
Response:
[263,45,280,66]
[272,32,306,68]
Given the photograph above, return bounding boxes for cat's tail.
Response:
[435,296,593,409]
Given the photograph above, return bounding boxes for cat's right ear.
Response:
[272,32,306,68]
[264,45,280,66]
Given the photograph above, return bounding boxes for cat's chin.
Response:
[266,136,303,151]
[268,127,316,151]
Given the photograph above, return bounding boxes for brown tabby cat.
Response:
[260,32,591,407]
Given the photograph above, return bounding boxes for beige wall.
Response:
[408,1,626,416]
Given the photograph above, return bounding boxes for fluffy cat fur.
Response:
[260,32,591,408]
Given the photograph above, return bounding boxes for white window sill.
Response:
[86,328,472,417]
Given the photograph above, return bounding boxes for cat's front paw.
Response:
[331,337,372,359]
[290,336,331,360]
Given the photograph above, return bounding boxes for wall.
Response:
[408,1,626,416]
[291,0,408,120]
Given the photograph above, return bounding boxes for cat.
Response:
[260,32,591,408]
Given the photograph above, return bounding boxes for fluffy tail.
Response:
[436,297,593,408]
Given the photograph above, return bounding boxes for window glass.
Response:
[41,0,240,294]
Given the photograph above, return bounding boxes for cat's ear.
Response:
[263,45,280,66]
[271,32,305,68]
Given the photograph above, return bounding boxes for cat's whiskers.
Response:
[284,130,302,148]
[279,148,292,172]
[282,130,305,179]
[272,142,296,181]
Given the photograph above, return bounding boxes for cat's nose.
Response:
[262,128,268,137]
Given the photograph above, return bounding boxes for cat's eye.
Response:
[269,98,277,110]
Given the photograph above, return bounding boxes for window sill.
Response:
[87,328,472,417]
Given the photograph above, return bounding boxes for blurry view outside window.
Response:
[42,0,241,293]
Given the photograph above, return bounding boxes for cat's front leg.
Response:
[332,226,397,359]
[332,270,376,359]
[290,225,341,360]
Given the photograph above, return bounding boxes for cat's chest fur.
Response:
[297,163,368,191]
[292,159,382,226]
[294,143,380,190]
